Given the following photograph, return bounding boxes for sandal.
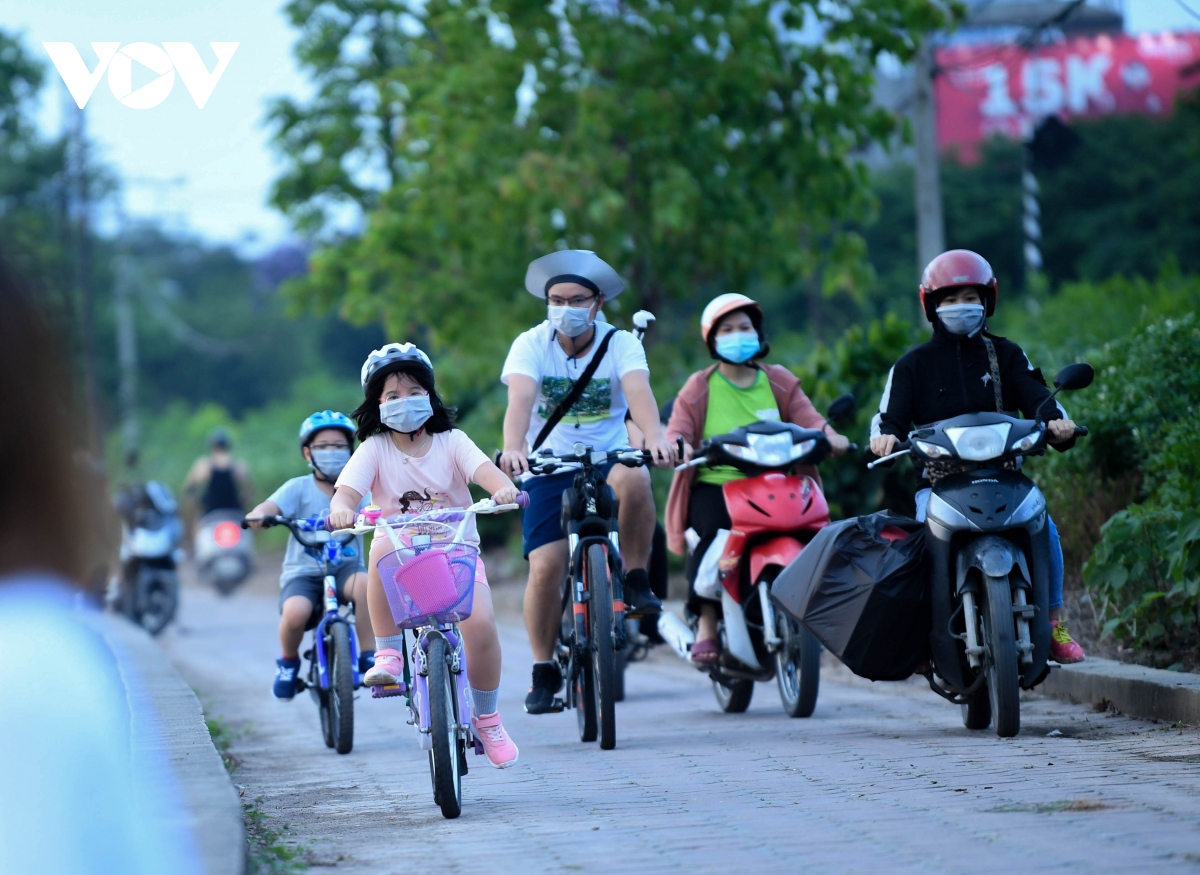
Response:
[689,638,720,665]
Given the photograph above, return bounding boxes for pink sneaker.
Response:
[472,712,519,769]
[1050,620,1085,664]
[363,648,404,686]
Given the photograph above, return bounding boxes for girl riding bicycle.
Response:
[327,343,521,768]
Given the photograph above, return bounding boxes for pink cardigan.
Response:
[663,364,839,556]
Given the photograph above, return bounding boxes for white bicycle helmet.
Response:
[360,342,433,389]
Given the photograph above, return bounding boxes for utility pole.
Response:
[73,105,101,449]
[1022,140,1043,284]
[113,256,140,469]
[912,38,945,276]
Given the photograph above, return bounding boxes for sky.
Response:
[4,0,1198,254]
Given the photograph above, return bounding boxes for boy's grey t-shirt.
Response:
[267,475,367,581]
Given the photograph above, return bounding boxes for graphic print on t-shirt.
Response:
[396,487,450,515]
[538,376,612,424]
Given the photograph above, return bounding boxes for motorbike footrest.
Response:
[370,683,407,699]
[1012,604,1038,619]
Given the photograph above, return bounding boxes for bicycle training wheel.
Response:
[427,635,463,818]
[329,621,355,754]
[587,544,617,750]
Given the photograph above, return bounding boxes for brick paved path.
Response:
[163,571,1200,875]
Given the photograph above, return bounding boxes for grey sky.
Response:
[6,0,1197,252]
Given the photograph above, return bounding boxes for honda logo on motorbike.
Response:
[42,42,239,109]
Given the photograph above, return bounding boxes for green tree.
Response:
[270,0,947,398]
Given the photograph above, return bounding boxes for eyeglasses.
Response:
[310,443,350,452]
[548,294,597,308]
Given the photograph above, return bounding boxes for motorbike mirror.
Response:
[826,393,857,424]
[1053,362,1094,392]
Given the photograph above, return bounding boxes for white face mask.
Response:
[380,395,433,433]
[938,303,986,337]
[548,305,594,338]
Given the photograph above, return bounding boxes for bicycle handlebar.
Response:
[329,494,528,537]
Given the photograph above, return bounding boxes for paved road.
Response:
[163,559,1200,874]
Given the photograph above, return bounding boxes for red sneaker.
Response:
[1050,620,1085,664]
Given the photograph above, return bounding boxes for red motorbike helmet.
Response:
[919,249,999,323]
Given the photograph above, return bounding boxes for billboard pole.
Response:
[914,38,945,275]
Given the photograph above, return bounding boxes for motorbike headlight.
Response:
[722,442,757,462]
[748,432,796,466]
[944,423,1011,462]
[788,439,817,461]
[1011,431,1041,453]
[914,439,952,459]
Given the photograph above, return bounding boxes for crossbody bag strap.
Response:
[982,336,1004,413]
[531,327,617,452]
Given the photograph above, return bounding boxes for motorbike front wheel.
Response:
[775,610,820,718]
[137,571,178,636]
[961,682,992,730]
[712,676,754,713]
[981,574,1021,738]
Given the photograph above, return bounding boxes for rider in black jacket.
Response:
[869,249,1085,663]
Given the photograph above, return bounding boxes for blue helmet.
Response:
[298,410,356,451]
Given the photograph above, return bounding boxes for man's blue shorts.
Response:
[521,462,614,557]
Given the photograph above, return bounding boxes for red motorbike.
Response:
[659,401,855,716]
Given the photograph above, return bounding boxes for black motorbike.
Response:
[113,481,183,635]
[868,363,1093,737]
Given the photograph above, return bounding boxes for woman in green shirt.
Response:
[664,294,849,664]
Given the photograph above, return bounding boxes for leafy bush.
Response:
[1086,505,1200,658]
[791,313,921,519]
[1044,314,1200,657]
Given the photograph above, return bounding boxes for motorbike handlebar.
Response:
[1074,426,1089,437]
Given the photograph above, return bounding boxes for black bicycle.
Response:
[524,443,656,750]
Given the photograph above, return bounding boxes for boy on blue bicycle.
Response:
[245,411,376,699]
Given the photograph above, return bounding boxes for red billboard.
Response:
[935,31,1200,159]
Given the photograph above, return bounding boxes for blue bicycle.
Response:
[241,514,361,754]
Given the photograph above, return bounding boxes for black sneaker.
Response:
[623,568,662,617]
[524,662,564,714]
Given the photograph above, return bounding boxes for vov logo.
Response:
[43,42,239,110]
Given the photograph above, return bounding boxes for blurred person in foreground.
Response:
[0,258,201,875]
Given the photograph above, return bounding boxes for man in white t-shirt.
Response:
[499,249,677,714]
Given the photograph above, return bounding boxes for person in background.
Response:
[183,427,255,534]
[244,411,376,699]
[0,256,201,875]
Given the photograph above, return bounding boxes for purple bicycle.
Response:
[334,494,525,818]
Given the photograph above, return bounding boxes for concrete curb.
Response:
[90,612,246,875]
[1041,656,1200,724]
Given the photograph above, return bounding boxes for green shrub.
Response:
[1048,314,1200,657]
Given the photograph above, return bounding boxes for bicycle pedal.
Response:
[303,648,314,661]
[370,683,407,699]
[549,696,566,713]
[473,738,485,755]
[294,677,308,692]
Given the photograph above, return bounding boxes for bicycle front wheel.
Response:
[587,543,617,750]
[329,622,355,754]
[427,635,463,819]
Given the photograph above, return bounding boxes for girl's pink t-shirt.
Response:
[336,429,490,543]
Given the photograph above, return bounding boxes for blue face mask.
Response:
[715,331,761,364]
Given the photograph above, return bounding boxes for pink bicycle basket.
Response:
[378,542,479,630]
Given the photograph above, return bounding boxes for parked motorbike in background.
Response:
[113,481,183,635]
[195,509,254,595]
[659,395,858,717]
[867,363,1093,737]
